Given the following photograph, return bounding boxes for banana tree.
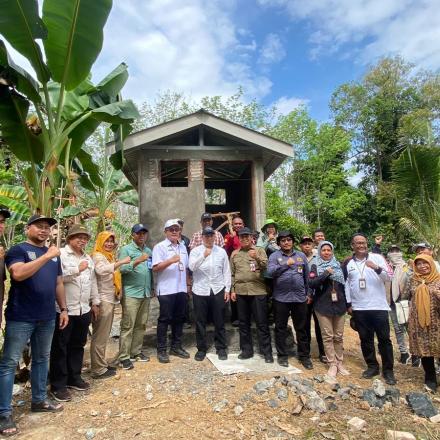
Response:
[0,0,138,215]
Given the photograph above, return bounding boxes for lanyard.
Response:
[354,258,367,278]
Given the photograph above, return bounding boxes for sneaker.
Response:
[170,347,190,359]
[67,379,90,391]
[300,358,313,370]
[93,368,116,379]
[411,355,421,367]
[120,359,134,370]
[361,367,380,379]
[319,354,328,364]
[264,354,274,363]
[277,356,289,367]
[425,381,437,393]
[217,350,228,361]
[194,351,206,361]
[337,363,350,376]
[231,320,239,327]
[383,370,397,385]
[132,353,150,362]
[238,352,253,360]
[157,351,170,363]
[50,388,72,402]
[400,352,410,365]
[327,365,338,378]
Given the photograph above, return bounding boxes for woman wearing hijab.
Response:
[90,231,130,379]
[407,254,440,392]
[309,241,349,378]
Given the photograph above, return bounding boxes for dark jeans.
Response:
[0,319,55,416]
[352,310,394,372]
[274,300,310,360]
[237,295,272,356]
[50,311,91,391]
[422,356,437,383]
[193,289,227,353]
[306,304,325,357]
[157,292,187,352]
[230,300,238,323]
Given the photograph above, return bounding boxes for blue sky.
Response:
[6,1,440,122]
[89,0,440,122]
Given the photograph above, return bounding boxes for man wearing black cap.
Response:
[268,231,312,369]
[117,224,153,370]
[230,227,273,362]
[189,227,231,361]
[0,215,69,433]
[0,208,11,328]
[189,213,225,250]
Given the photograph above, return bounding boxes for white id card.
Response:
[178,262,185,272]
[359,278,366,289]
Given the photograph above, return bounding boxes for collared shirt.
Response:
[152,238,188,295]
[92,253,118,304]
[267,249,309,303]
[345,253,392,311]
[189,244,231,295]
[230,247,267,295]
[119,241,153,298]
[189,230,225,250]
[59,245,99,315]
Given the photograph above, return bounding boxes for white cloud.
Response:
[272,96,309,115]
[91,0,272,103]
[259,33,286,65]
[257,0,440,69]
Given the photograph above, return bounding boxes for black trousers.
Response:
[274,300,310,360]
[50,311,91,391]
[230,300,238,323]
[352,310,394,372]
[422,356,437,383]
[193,289,227,353]
[236,295,272,356]
[157,292,186,352]
[306,304,325,357]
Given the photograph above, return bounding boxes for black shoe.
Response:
[232,320,239,327]
[217,350,228,361]
[67,378,90,391]
[107,365,117,371]
[425,381,437,393]
[238,352,253,360]
[278,357,289,367]
[170,347,190,359]
[50,388,72,402]
[184,322,192,329]
[157,351,170,363]
[265,354,274,363]
[194,351,206,361]
[300,358,313,370]
[131,353,150,362]
[120,359,134,370]
[411,355,421,367]
[383,370,397,385]
[93,368,116,379]
[400,352,410,365]
[319,354,328,364]
[361,366,380,379]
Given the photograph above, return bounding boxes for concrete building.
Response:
[114,109,293,242]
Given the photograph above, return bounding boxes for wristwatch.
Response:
[60,307,69,313]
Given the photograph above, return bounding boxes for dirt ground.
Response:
[7,305,440,440]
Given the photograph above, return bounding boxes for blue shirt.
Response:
[267,249,309,303]
[5,242,62,322]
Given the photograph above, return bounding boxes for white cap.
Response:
[164,219,180,230]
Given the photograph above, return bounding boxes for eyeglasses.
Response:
[280,238,293,243]
[167,227,180,233]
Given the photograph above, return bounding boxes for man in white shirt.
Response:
[152,219,190,363]
[345,233,396,384]
[189,227,231,361]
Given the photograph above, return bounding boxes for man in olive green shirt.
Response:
[118,224,153,370]
[230,227,273,363]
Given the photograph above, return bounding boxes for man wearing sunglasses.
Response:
[152,219,190,363]
[268,231,311,369]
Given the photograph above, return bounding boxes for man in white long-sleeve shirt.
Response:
[345,233,396,385]
[189,227,231,361]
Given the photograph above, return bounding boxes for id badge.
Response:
[359,278,366,289]
[297,265,303,274]
[147,258,152,270]
[250,261,256,272]
[178,262,184,272]
[331,290,338,302]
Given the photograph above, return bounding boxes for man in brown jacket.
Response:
[230,227,273,363]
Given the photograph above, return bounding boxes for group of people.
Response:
[0,210,440,437]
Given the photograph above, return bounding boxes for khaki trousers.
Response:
[315,312,345,366]
[90,301,115,376]
[118,296,151,361]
